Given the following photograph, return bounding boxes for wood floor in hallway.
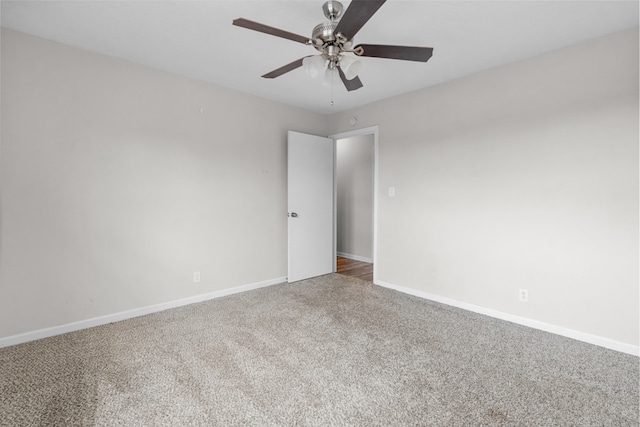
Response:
[336,256,373,282]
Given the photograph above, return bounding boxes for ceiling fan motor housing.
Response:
[312,21,338,44]
[312,22,353,68]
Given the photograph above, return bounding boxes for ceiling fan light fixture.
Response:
[303,55,326,78]
[339,55,361,80]
[323,66,338,88]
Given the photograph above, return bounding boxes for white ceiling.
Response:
[2,0,638,114]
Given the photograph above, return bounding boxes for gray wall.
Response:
[336,134,374,261]
[2,27,638,350]
[329,28,639,347]
[0,29,327,338]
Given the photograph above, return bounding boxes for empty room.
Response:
[1,0,638,425]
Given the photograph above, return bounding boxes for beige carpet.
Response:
[1,274,638,426]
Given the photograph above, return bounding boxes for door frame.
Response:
[329,125,379,283]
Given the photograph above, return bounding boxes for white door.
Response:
[288,131,334,282]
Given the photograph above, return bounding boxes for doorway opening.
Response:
[331,126,378,283]
[336,256,374,281]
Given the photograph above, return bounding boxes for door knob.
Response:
[290,212,298,218]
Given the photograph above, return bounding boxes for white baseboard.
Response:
[0,276,286,349]
[337,252,373,263]
[5,276,636,357]
[375,279,639,357]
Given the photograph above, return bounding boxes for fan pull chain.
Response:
[330,69,335,107]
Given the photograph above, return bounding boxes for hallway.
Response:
[336,257,373,282]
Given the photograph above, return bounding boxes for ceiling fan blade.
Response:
[262,57,309,79]
[233,18,311,45]
[333,0,386,41]
[338,66,364,92]
[355,44,433,62]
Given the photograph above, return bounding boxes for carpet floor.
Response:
[1,274,638,426]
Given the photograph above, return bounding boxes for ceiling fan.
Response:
[232,0,433,92]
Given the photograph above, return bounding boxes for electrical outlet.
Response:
[193,271,201,283]
[519,289,528,302]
